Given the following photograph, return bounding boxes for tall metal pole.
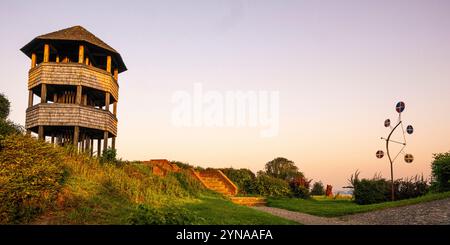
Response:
[385,120,401,201]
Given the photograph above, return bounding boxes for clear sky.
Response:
[1,0,450,190]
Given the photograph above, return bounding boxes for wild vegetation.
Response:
[220,157,312,198]
[347,170,431,205]
[431,152,450,192]
[0,93,295,224]
[311,181,325,196]
[268,191,450,217]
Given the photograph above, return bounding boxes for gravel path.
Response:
[253,198,450,225]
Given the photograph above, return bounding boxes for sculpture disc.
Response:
[376,150,384,159]
[396,101,405,113]
[404,154,414,163]
[407,125,413,134]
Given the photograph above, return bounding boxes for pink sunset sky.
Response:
[1,0,450,190]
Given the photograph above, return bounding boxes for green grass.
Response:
[1,134,296,224]
[183,195,298,225]
[267,191,450,217]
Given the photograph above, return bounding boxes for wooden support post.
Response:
[38,126,44,140]
[112,137,116,150]
[43,44,50,63]
[78,45,84,64]
[86,137,91,153]
[28,90,33,107]
[56,55,60,63]
[114,68,118,81]
[83,94,87,105]
[113,102,117,116]
[85,57,89,65]
[31,53,37,68]
[73,126,79,148]
[41,84,47,103]
[97,139,101,157]
[106,55,112,73]
[105,92,110,111]
[81,134,85,152]
[76,85,82,104]
[103,131,108,154]
[51,134,55,144]
[90,139,94,156]
[53,93,58,103]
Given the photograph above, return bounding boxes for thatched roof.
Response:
[21,25,127,73]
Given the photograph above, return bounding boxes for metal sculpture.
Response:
[376,101,414,201]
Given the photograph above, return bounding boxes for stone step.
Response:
[230,197,267,206]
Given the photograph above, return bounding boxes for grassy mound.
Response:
[0,134,295,224]
[0,134,64,223]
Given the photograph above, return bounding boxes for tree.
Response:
[0,93,22,137]
[311,181,325,195]
[264,157,302,181]
[431,152,450,192]
[0,93,11,120]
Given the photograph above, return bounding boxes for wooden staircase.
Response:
[192,169,238,196]
[191,169,267,206]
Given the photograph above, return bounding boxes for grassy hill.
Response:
[0,134,296,225]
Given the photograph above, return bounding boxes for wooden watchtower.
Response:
[20,26,127,155]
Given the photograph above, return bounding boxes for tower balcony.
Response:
[26,103,117,137]
[28,62,119,102]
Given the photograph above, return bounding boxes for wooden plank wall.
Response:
[29,63,119,102]
[26,103,117,136]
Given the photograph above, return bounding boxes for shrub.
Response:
[101,147,117,164]
[349,171,430,205]
[430,152,450,192]
[394,175,429,199]
[311,181,325,195]
[353,178,390,205]
[289,176,311,198]
[220,168,256,195]
[128,204,203,225]
[251,174,292,197]
[0,119,23,137]
[0,134,65,223]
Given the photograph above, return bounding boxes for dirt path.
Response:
[253,198,450,225]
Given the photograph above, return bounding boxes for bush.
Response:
[394,175,429,199]
[311,181,325,195]
[128,204,203,225]
[431,152,450,192]
[349,171,430,205]
[289,176,311,198]
[0,119,23,137]
[0,134,65,223]
[220,168,256,195]
[101,147,117,164]
[353,178,390,205]
[250,174,292,197]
